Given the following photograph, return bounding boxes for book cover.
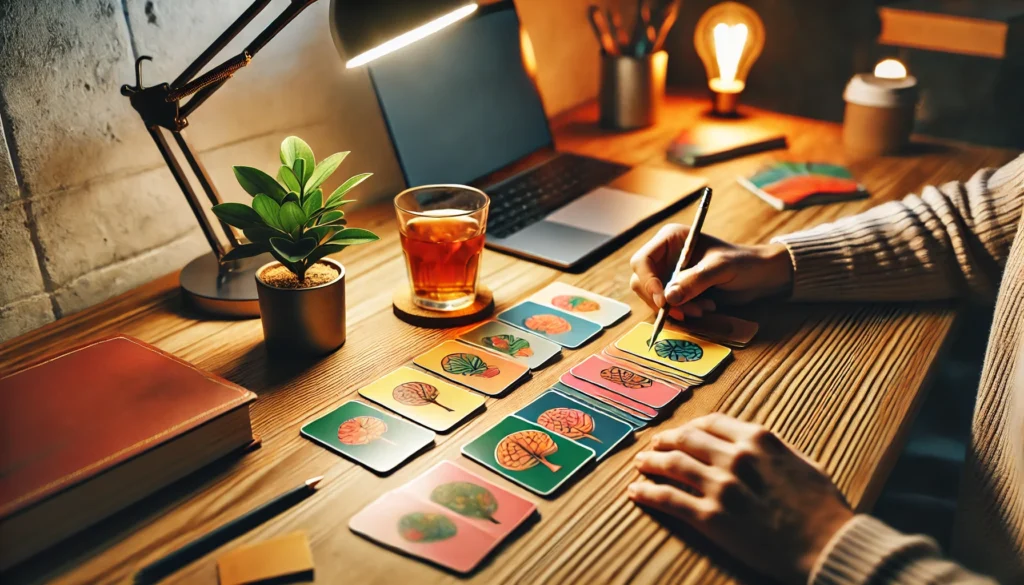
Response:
[667,125,787,167]
[737,162,868,210]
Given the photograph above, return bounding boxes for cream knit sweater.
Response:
[771,154,1024,585]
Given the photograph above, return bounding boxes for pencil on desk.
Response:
[648,186,713,349]
[134,475,323,584]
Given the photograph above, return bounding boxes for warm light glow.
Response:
[873,58,907,79]
[712,23,748,85]
[346,4,478,68]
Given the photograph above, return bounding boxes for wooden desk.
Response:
[2,95,1016,585]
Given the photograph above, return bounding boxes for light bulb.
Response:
[873,58,906,79]
[694,2,765,115]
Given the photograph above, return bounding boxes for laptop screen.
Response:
[368,3,553,187]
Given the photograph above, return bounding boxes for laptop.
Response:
[367,1,705,270]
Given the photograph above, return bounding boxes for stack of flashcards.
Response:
[558,354,686,425]
[349,461,537,574]
[494,283,632,350]
[676,312,759,348]
[301,401,435,474]
[458,321,562,370]
[604,322,734,386]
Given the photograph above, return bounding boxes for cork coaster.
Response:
[393,285,494,329]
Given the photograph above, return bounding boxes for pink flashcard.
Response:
[559,373,659,419]
[570,355,682,409]
[399,461,537,540]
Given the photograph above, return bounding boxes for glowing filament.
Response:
[346,4,479,68]
[713,23,748,83]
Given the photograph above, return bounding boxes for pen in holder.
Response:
[599,50,668,130]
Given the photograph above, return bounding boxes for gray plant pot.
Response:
[255,258,346,356]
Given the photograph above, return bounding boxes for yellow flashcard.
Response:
[615,322,732,378]
[358,366,486,433]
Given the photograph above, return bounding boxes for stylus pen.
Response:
[134,475,324,584]
[648,187,713,349]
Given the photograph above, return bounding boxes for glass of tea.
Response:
[394,185,489,311]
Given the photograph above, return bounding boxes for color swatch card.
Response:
[553,382,649,429]
[399,461,537,540]
[559,374,659,419]
[217,531,314,585]
[301,401,434,474]
[357,367,485,433]
[497,301,603,349]
[349,491,499,574]
[458,320,561,370]
[616,322,732,379]
[678,313,758,348]
[413,340,530,396]
[514,390,633,461]
[526,282,631,327]
[570,355,683,409]
[462,415,595,496]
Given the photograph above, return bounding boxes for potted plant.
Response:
[211,136,379,355]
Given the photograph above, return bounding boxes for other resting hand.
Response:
[628,413,854,585]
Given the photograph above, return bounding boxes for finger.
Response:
[665,257,733,306]
[631,226,683,308]
[666,302,706,322]
[694,297,717,312]
[627,481,706,523]
[634,450,712,493]
[630,273,658,311]
[651,427,735,467]
[692,413,765,443]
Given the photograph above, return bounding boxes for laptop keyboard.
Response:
[484,153,630,239]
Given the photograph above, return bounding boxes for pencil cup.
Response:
[599,51,668,130]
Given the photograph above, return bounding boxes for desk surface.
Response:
[2,94,1017,585]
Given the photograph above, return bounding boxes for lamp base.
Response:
[711,90,741,116]
[179,252,271,318]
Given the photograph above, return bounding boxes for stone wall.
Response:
[0,0,604,341]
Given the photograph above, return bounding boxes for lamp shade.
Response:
[330,0,479,68]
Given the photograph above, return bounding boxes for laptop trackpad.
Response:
[543,187,666,236]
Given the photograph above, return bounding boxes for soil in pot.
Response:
[259,262,340,289]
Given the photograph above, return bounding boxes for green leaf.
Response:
[307,243,347,265]
[318,210,345,226]
[211,202,263,229]
[283,192,300,206]
[292,158,308,189]
[242,226,281,246]
[277,165,301,194]
[280,136,315,183]
[329,228,379,245]
[233,166,287,203]
[221,243,267,262]
[305,225,336,245]
[278,201,306,236]
[252,194,283,231]
[269,236,317,263]
[325,173,372,208]
[302,189,322,217]
[305,151,349,193]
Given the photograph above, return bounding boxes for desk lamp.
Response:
[121,0,479,317]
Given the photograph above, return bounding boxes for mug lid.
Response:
[844,74,918,108]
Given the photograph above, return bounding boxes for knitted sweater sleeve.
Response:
[771,155,1024,302]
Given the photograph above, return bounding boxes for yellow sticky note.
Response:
[358,366,486,432]
[616,322,732,378]
[217,531,313,585]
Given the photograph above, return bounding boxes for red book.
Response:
[0,335,257,569]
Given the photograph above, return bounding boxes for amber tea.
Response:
[395,186,489,311]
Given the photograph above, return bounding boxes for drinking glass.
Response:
[394,185,489,311]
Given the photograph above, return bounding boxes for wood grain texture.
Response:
[0,94,1016,585]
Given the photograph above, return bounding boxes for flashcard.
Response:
[399,461,537,540]
[301,401,434,474]
[526,282,631,327]
[570,355,683,409]
[559,373,659,419]
[461,415,594,496]
[217,531,313,585]
[349,491,499,574]
[616,322,732,379]
[497,301,603,349]
[458,320,561,370]
[678,313,758,347]
[413,340,530,396]
[358,366,486,433]
[514,390,633,461]
[602,346,703,386]
[552,383,649,429]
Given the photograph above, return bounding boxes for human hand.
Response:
[629,224,794,320]
[628,414,853,585]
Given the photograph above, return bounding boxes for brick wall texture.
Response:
[0,0,603,342]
